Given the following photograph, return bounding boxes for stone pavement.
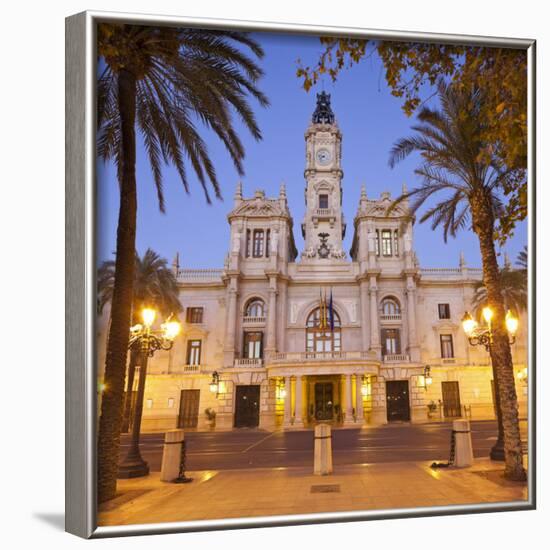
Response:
[98,459,528,527]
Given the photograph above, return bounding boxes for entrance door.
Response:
[178,389,200,428]
[314,382,334,421]
[234,385,260,428]
[442,381,462,417]
[386,381,410,422]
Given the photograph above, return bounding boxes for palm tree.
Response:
[516,245,528,271]
[472,266,527,317]
[98,249,182,433]
[97,25,268,503]
[389,80,526,480]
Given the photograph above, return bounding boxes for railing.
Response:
[380,313,402,322]
[176,268,224,282]
[234,358,264,368]
[383,353,410,363]
[441,357,457,365]
[169,364,201,373]
[420,267,483,280]
[314,208,334,217]
[270,350,375,363]
[242,315,266,324]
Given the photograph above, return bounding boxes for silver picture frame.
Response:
[65,10,537,538]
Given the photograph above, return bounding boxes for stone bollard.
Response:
[314,423,333,475]
[160,429,185,482]
[453,419,474,468]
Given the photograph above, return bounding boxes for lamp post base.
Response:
[118,451,150,478]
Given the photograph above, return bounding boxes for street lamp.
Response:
[461,307,518,461]
[423,365,433,390]
[118,308,181,478]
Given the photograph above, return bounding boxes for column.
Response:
[406,275,419,362]
[355,375,364,423]
[294,375,303,426]
[369,275,380,354]
[344,374,354,423]
[223,279,238,367]
[283,376,292,426]
[277,281,287,351]
[359,279,370,350]
[265,278,278,355]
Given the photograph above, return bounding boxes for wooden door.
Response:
[441,381,462,417]
[178,389,200,428]
[386,381,410,422]
[314,382,334,421]
[234,385,260,428]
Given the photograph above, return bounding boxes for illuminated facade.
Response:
[99,93,527,432]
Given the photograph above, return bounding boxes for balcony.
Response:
[166,364,202,374]
[242,315,266,325]
[380,313,402,322]
[234,358,264,368]
[270,351,375,364]
[382,353,409,363]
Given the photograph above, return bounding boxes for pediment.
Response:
[360,196,409,218]
[230,198,287,218]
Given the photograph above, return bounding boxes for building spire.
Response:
[459,251,466,269]
[279,181,287,199]
[172,252,180,274]
[312,91,335,124]
[402,182,408,196]
[234,180,243,205]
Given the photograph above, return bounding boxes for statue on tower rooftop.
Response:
[312,91,335,124]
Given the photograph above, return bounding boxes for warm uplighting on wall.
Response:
[278,387,287,399]
[360,376,371,397]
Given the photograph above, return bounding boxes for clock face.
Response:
[316,148,332,166]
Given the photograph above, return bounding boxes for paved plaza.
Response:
[98,458,528,527]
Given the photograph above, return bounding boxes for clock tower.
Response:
[301,92,346,261]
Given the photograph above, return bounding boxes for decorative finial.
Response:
[234,180,243,202]
[360,184,367,200]
[402,182,408,196]
[172,252,180,273]
[312,91,335,124]
[279,181,287,199]
[459,251,466,268]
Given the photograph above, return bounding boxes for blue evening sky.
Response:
[97,31,526,269]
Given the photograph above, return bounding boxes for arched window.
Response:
[381,297,401,316]
[306,307,341,353]
[245,299,265,318]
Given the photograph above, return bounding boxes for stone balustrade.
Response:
[382,353,410,363]
[270,350,375,363]
[233,358,264,368]
[380,313,402,322]
[242,315,266,324]
[176,268,224,282]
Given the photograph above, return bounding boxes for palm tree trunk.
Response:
[97,68,138,503]
[471,191,526,481]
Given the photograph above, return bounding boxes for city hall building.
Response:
[101,93,527,432]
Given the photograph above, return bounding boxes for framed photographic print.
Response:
[65,10,536,538]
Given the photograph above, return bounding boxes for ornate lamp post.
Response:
[461,307,519,461]
[118,308,181,478]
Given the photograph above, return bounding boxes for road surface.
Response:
[119,420,528,472]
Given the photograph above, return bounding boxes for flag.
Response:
[328,288,334,332]
[319,288,327,329]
